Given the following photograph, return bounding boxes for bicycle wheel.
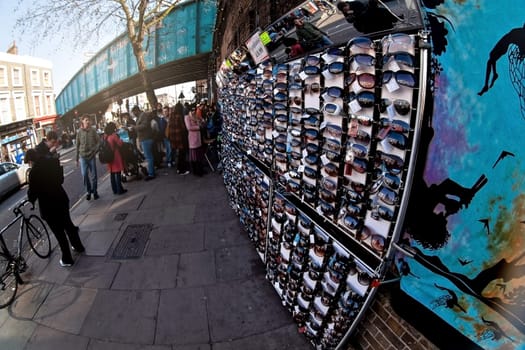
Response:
[24,215,51,259]
[0,254,18,309]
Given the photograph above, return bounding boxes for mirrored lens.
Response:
[349,54,375,67]
[325,86,345,99]
[349,91,375,108]
[328,61,344,74]
[382,70,416,88]
[304,65,321,75]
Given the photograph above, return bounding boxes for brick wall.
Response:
[348,288,439,350]
[213,1,440,349]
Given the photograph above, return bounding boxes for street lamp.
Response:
[178,91,185,103]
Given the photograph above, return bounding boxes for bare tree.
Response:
[14,0,183,110]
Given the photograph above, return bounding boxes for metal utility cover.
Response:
[111,224,153,259]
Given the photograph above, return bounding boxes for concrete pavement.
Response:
[0,157,311,349]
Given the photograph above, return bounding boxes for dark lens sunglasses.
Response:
[383,131,408,150]
[325,86,345,99]
[304,65,321,75]
[382,52,415,68]
[380,99,412,116]
[327,61,344,74]
[382,70,416,88]
[349,90,375,109]
[379,118,411,134]
[347,36,375,50]
[326,47,345,56]
[349,54,376,67]
[305,55,321,66]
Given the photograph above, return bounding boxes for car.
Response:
[0,162,31,198]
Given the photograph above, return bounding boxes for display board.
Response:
[218,26,431,346]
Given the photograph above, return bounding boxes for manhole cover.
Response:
[112,224,153,259]
[114,213,128,221]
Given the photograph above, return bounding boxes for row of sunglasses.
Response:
[266,194,376,346]
[219,144,382,346]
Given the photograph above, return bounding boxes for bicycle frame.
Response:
[0,204,26,262]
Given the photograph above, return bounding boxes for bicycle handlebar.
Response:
[12,199,33,215]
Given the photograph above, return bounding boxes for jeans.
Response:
[163,137,172,164]
[79,156,98,194]
[141,138,155,176]
[110,172,124,194]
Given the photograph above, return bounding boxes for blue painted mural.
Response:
[399,1,525,348]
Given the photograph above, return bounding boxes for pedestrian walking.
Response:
[134,105,156,181]
[26,131,85,267]
[75,114,100,200]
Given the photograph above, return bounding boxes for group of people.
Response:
[129,99,218,179]
[23,99,220,268]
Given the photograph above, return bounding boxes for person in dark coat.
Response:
[167,102,190,175]
[26,131,85,267]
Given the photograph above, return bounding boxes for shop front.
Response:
[0,119,36,164]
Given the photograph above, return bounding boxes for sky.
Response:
[0,2,117,96]
[0,1,197,102]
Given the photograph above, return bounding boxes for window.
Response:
[31,69,40,86]
[33,94,41,116]
[12,67,22,86]
[45,94,54,114]
[0,66,6,86]
[0,93,11,124]
[13,93,25,119]
[43,71,51,87]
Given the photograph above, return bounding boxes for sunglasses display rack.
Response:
[266,191,376,348]
[217,32,426,349]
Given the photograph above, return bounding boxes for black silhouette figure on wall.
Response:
[478,24,525,96]
[433,283,467,313]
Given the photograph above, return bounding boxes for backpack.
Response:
[98,136,114,164]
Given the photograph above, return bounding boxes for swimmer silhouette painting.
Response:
[478,24,525,96]
[406,174,487,249]
[433,283,467,313]
[480,316,515,342]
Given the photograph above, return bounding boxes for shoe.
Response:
[86,193,91,200]
[144,175,155,181]
[118,189,128,195]
[180,170,190,175]
[167,163,172,168]
[71,245,85,253]
[59,259,74,267]
[93,193,99,200]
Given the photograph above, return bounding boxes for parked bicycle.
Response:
[0,199,51,308]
